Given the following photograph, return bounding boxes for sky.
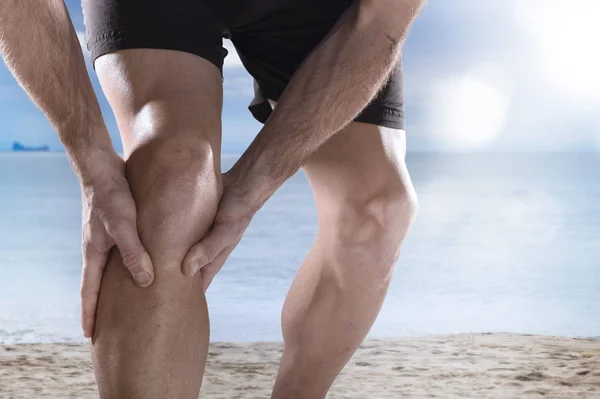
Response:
[0,0,599,153]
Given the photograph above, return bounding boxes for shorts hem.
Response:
[249,99,405,130]
[87,28,225,72]
[355,104,405,130]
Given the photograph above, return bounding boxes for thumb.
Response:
[199,241,239,292]
[183,224,230,277]
[108,220,155,287]
[183,237,217,277]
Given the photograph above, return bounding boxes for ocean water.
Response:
[0,152,599,344]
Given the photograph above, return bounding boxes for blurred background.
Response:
[0,0,599,343]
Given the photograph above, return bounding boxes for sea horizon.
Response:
[1,152,599,344]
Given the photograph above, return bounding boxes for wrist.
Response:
[70,146,124,188]
[60,125,122,186]
[226,153,286,212]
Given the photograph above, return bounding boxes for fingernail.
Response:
[134,271,151,286]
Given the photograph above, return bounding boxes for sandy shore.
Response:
[1,333,599,398]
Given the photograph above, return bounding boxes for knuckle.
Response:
[200,245,214,264]
[83,222,115,253]
[98,241,114,254]
[105,219,131,238]
[85,235,113,254]
[121,251,142,269]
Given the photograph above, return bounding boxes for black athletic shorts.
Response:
[82,0,405,129]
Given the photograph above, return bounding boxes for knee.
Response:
[124,132,222,267]
[322,178,418,279]
[336,186,418,253]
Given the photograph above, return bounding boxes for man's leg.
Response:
[272,123,418,398]
[90,49,223,399]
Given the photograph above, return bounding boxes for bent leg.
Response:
[91,50,223,399]
[272,123,418,398]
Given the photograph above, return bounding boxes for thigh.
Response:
[83,0,227,157]
[95,49,223,160]
[303,122,414,210]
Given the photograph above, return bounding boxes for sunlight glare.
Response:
[514,0,600,101]
[429,64,511,150]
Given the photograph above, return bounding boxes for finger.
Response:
[107,220,155,287]
[81,241,108,338]
[183,223,235,277]
[200,242,238,292]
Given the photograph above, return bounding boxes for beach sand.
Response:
[1,333,599,398]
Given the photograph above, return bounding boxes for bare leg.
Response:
[272,123,418,398]
[90,49,223,399]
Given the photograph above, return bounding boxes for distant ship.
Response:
[12,141,50,152]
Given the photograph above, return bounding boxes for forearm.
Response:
[0,0,116,180]
[231,0,425,207]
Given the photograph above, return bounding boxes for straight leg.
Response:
[90,49,223,399]
[272,123,418,398]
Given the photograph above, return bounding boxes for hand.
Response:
[79,152,155,338]
[182,173,256,292]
